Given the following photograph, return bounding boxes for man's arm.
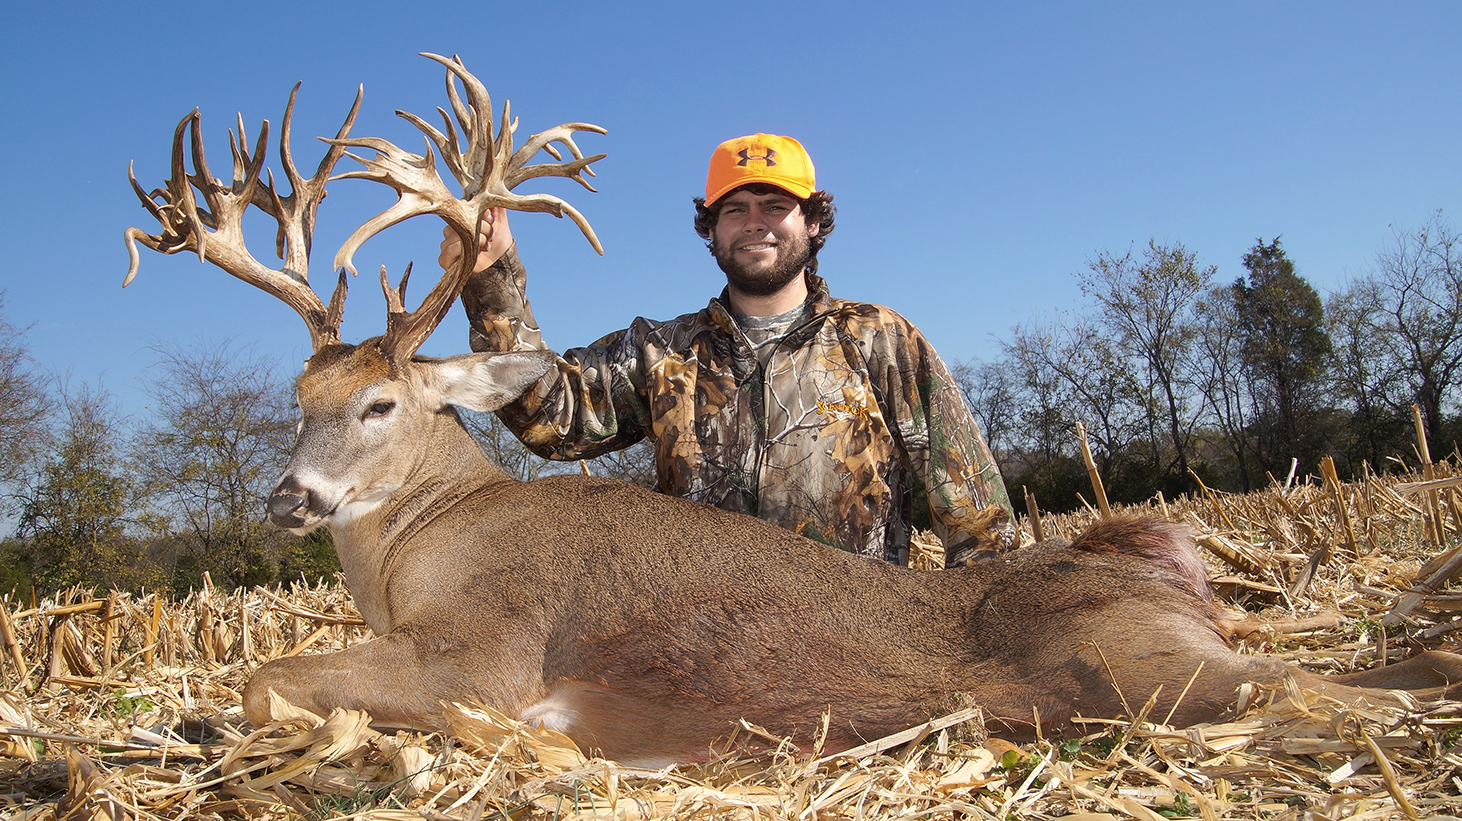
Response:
[447,212,653,460]
[865,312,1018,564]
[917,348,1020,566]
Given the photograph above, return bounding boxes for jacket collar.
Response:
[707,270,835,335]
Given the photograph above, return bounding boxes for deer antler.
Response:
[123,87,362,352]
[329,52,606,363]
[125,54,604,364]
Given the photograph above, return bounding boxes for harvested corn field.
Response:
[4,465,1462,820]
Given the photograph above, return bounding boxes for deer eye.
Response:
[363,401,396,420]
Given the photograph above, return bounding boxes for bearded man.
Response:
[443,134,1015,566]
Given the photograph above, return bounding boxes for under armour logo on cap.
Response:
[737,148,778,167]
[706,134,815,205]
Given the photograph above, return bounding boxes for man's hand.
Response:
[439,207,513,274]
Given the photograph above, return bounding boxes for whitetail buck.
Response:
[125,54,1462,766]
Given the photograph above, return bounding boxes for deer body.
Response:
[240,343,1462,765]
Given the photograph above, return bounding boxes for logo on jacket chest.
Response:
[816,399,871,423]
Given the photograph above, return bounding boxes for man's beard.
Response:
[711,232,812,297]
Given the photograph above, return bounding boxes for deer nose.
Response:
[267,477,310,528]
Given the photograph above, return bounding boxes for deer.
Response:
[124,54,1462,767]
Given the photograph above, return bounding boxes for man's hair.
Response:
[692,184,836,273]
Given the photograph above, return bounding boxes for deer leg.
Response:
[1221,612,1343,641]
[1312,650,1462,697]
[242,631,540,732]
[1024,629,1304,731]
[1159,650,1462,721]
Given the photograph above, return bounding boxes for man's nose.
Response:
[742,206,768,230]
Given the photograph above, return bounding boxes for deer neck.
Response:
[330,414,515,633]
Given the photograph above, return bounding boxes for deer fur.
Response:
[243,342,1462,767]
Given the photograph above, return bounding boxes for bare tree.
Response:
[983,325,1090,509]
[462,408,657,487]
[1079,241,1212,487]
[133,341,296,590]
[1004,318,1146,484]
[1327,280,1414,472]
[0,295,51,503]
[1361,212,1462,450]
[1191,286,1256,489]
[585,441,657,488]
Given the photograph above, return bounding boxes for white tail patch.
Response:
[519,688,582,735]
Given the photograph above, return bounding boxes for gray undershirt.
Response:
[733,300,812,371]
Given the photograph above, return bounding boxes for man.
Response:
[443,134,1015,566]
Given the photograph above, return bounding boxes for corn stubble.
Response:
[4,465,1462,820]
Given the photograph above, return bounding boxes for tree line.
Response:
[0,336,341,599]
[954,211,1462,511]
[2,212,1456,596]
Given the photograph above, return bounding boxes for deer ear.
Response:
[434,351,558,412]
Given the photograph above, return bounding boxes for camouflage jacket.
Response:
[461,245,1016,565]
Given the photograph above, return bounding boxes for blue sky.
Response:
[3,2,1458,417]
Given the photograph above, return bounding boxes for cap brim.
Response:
[706,176,814,205]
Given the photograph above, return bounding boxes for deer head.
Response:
[124,53,604,531]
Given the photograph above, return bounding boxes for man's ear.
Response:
[433,351,557,412]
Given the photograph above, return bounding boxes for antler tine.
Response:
[493,191,604,256]
[185,111,218,237]
[123,226,151,288]
[123,96,355,353]
[326,268,349,334]
[441,54,477,144]
[507,123,607,192]
[230,113,250,183]
[441,57,479,183]
[378,263,409,314]
[438,106,467,177]
[168,111,210,263]
[378,261,460,363]
[394,106,463,189]
[229,116,271,217]
[126,163,166,223]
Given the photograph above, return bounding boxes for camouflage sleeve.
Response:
[460,244,652,459]
[865,312,1018,562]
[461,243,545,355]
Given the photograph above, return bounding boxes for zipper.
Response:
[747,307,839,512]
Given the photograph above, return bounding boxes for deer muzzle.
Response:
[267,477,312,529]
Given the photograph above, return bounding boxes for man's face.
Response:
[709,188,820,297]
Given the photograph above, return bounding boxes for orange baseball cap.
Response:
[704,134,816,206]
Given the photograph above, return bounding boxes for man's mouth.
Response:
[738,242,775,253]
